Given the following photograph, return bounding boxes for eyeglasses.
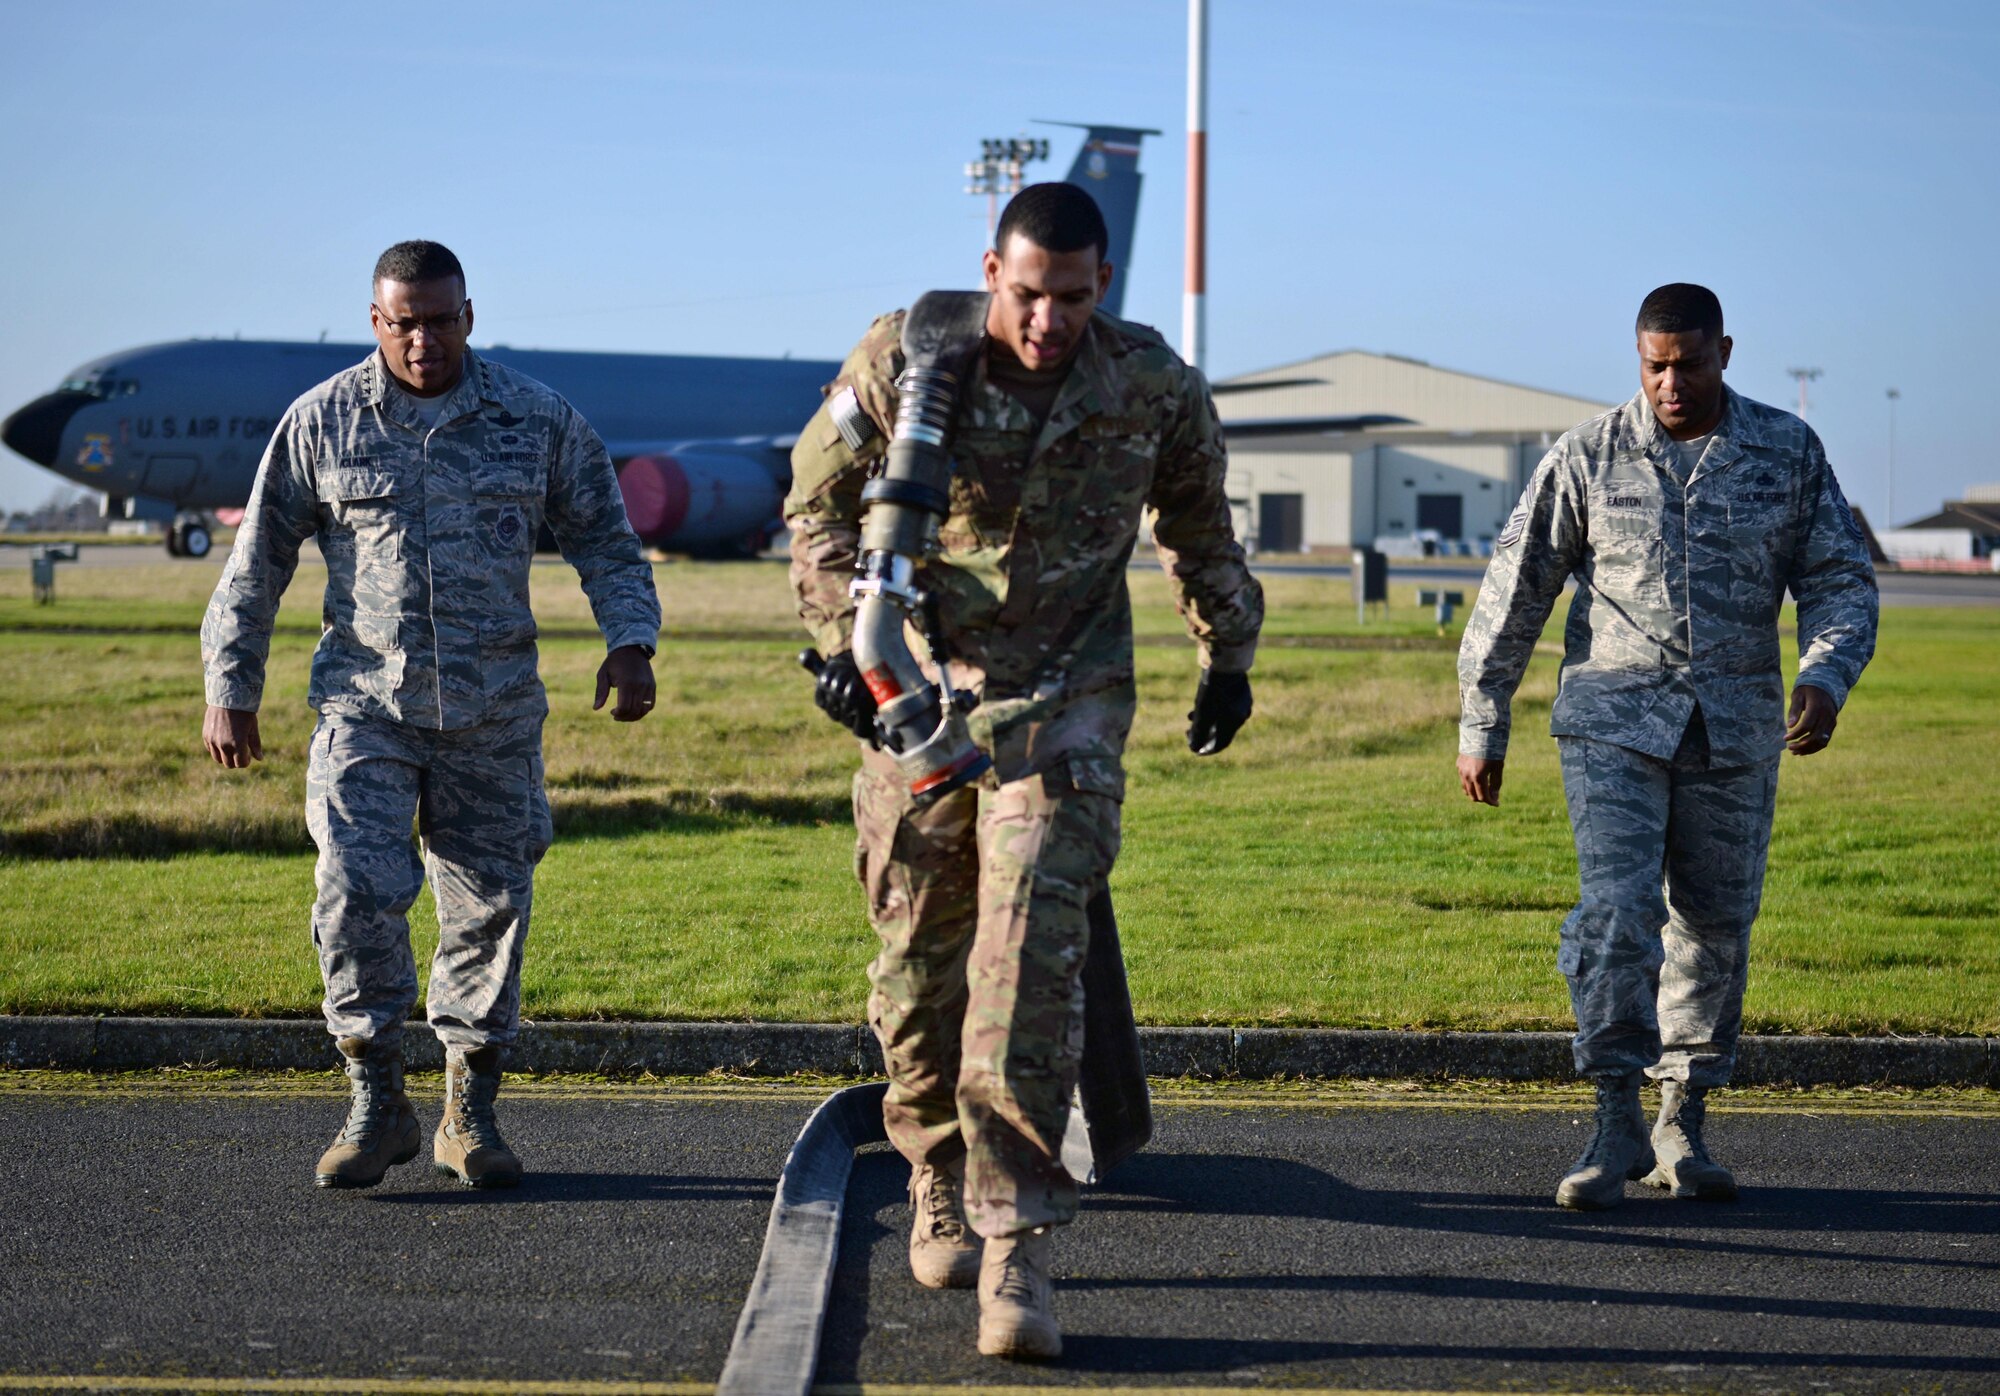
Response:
[373,302,468,339]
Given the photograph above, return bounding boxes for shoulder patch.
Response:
[1495,459,1557,549]
[827,384,880,453]
[1829,475,1865,544]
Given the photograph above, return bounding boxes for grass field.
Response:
[0,555,1994,1035]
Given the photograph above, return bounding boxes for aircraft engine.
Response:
[616,449,783,555]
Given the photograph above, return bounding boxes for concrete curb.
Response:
[3,1015,1996,1087]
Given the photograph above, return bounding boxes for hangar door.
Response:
[1258,493,1304,553]
[1416,493,1463,539]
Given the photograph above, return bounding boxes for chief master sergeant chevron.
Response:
[200,240,661,1192]
[1456,282,1876,1211]
[787,184,1261,1360]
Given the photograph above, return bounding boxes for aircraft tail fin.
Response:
[1037,121,1161,319]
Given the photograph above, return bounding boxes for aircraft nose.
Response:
[1,390,96,467]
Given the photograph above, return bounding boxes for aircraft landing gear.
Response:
[169,514,213,559]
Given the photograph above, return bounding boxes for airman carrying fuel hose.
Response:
[804,290,993,804]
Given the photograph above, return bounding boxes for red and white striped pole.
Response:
[1183,0,1208,373]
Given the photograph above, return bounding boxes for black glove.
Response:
[802,649,878,743]
[1187,668,1252,756]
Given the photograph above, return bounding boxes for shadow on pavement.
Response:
[1093,1151,2000,1270]
[364,1170,773,1205]
[1053,1334,2000,1379]
[817,1148,902,1375]
[1062,1271,2000,1331]
[813,1147,2000,1385]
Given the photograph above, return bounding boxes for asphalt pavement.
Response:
[3,1079,1997,1394]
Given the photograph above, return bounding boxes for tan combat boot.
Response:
[315,1037,421,1190]
[1642,1080,1738,1200]
[1555,1071,1656,1211]
[433,1045,522,1189]
[976,1226,1060,1360]
[907,1160,981,1289]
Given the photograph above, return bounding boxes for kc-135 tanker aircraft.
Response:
[3,122,1403,558]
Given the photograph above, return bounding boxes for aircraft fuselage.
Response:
[2,339,838,549]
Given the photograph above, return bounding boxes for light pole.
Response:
[1886,387,1901,527]
[1184,0,1209,372]
[1786,366,1823,420]
[964,137,1048,242]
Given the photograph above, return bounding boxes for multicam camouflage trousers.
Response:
[305,709,552,1054]
[853,746,1121,1239]
[1556,711,1780,1087]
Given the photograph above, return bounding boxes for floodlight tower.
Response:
[965,136,1049,242]
[1787,366,1823,420]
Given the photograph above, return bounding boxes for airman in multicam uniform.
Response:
[1456,283,1876,1210]
[788,185,1261,1359]
[201,241,660,1192]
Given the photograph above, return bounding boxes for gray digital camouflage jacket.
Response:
[1458,386,1877,766]
[202,350,660,730]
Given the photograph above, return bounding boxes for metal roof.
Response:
[1217,349,1611,436]
[1899,501,2000,534]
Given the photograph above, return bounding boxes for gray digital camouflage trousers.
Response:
[1556,710,1780,1087]
[304,709,553,1052]
[853,747,1121,1239]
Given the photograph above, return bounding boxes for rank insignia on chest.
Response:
[495,512,523,546]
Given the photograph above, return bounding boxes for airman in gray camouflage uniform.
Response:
[1457,283,1876,1210]
[788,186,1261,1359]
[202,241,660,1191]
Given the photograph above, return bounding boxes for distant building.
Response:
[1878,484,2000,564]
[1215,350,1609,553]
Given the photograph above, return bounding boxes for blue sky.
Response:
[2,0,1994,523]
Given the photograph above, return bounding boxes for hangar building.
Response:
[1215,350,1612,553]
[1878,484,2000,563]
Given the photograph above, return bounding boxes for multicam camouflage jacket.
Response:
[786,308,1262,795]
[203,350,660,730]
[1459,387,1877,766]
